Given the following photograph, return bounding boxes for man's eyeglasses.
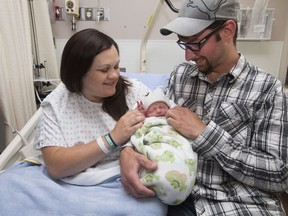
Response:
[177,25,223,52]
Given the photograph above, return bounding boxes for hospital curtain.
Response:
[32,0,59,80]
[0,0,36,152]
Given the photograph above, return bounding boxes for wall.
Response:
[52,0,287,41]
[51,0,288,82]
[52,0,182,40]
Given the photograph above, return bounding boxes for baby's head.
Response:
[141,88,170,117]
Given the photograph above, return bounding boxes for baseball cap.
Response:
[141,88,171,111]
[160,0,240,37]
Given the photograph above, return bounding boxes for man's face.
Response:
[178,27,224,75]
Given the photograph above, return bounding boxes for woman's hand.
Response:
[110,110,145,146]
[120,147,157,197]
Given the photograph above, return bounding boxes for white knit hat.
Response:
[141,88,171,110]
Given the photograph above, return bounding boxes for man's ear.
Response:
[221,20,237,42]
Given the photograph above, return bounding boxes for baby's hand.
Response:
[137,100,147,116]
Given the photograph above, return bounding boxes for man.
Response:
[120,0,288,215]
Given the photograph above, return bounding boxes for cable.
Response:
[34,86,43,103]
[4,122,29,146]
[164,0,179,13]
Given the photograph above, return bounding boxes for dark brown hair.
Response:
[60,28,131,120]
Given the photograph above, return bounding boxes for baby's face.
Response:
[146,101,169,117]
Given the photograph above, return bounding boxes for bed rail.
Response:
[0,108,42,171]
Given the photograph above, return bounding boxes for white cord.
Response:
[4,122,29,146]
[34,86,42,103]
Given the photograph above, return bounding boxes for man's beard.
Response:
[197,59,213,75]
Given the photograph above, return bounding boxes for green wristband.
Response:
[104,134,117,150]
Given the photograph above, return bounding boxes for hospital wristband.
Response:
[96,136,110,154]
[104,134,118,150]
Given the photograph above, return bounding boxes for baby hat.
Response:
[141,88,170,110]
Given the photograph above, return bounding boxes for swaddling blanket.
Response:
[130,116,197,205]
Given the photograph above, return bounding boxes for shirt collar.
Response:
[189,53,245,83]
[228,53,245,83]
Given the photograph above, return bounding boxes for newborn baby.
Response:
[130,88,197,205]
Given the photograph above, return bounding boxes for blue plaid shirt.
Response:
[166,54,288,215]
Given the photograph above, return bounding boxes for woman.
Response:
[0,29,167,215]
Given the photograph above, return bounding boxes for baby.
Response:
[130,88,197,205]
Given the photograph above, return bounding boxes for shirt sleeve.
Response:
[34,102,67,149]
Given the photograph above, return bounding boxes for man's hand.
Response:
[120,147,157,197]
[166,106,206,139]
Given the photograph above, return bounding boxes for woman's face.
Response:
[82,45,120,103]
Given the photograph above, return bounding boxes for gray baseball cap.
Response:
[160,0,240,37]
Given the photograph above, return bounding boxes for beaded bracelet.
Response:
[104,134,118,150]
[96,136,110,154]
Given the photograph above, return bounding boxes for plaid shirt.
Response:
[166,54,288,216]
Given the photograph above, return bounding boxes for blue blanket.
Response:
[0,162,167,216]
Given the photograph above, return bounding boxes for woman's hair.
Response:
[60,28,131,120]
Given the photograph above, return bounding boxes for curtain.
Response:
[0,0,59,152]
[0,0,36,152]
[0,0,57,152]
[32,0,59,80]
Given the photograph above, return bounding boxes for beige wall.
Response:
[51,0,288,82]
[52,0,181,40]
[52,0,288,41]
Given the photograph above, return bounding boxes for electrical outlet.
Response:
[77,7,109,22]
[79,7,85,21]
[103,7,110,21]
[97,8,104,21]
[85,8,93,20]
[65,0,79,16]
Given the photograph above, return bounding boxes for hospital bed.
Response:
[0,72,287,214]
[0,107,41,171]
[0,72,170,171]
